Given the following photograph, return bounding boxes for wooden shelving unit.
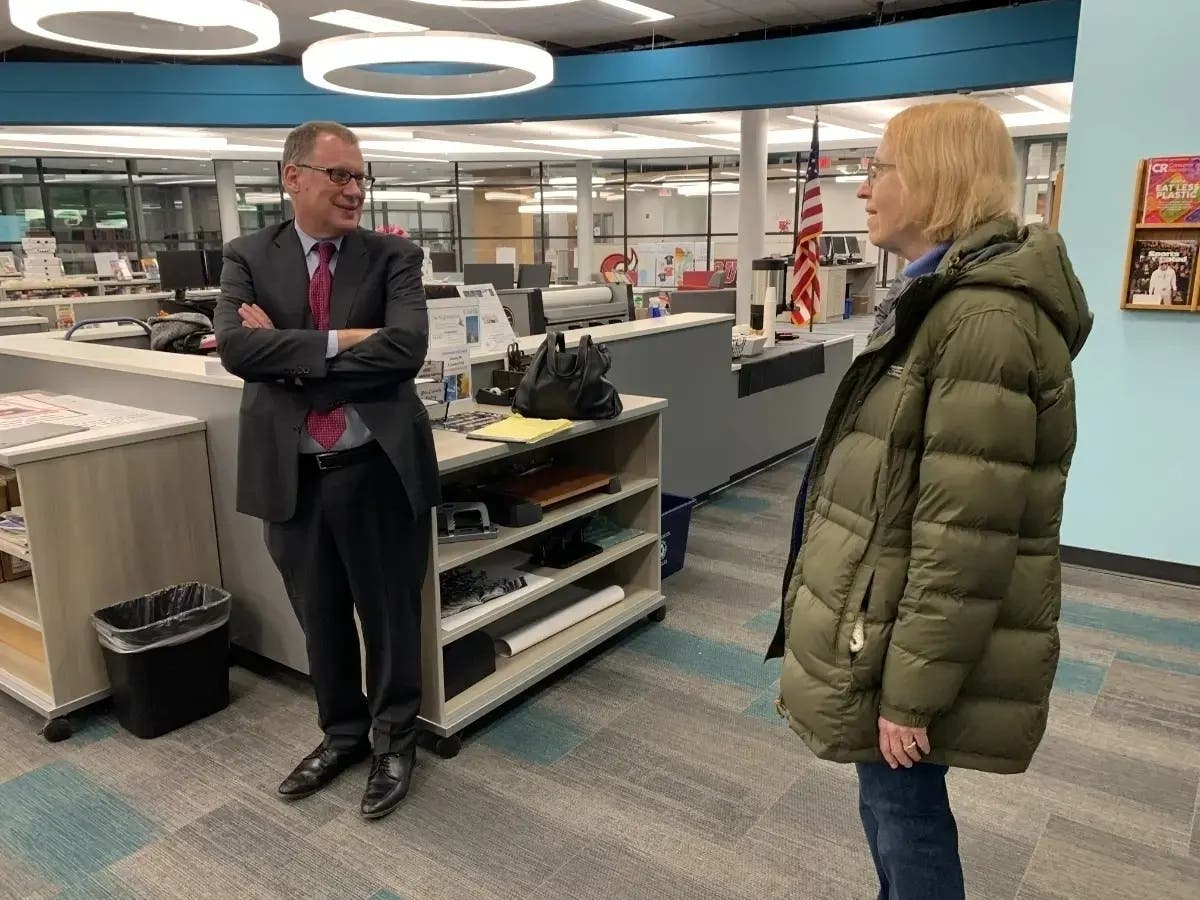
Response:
[0,395,221,738]
[416,397,665,755]
[1121,158,1200,312]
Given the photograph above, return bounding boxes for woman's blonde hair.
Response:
[885,98,1017,244]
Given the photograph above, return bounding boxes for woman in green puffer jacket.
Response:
[767,99,1091,900]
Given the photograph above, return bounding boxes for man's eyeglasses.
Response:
[297,163,376,189]
[867,161,897,186]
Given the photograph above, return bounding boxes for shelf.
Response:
[441,587,663,730]
[0,641,51,709]
[440,531,658,645]
[0,532,31,563]
[436,476,658,573]
[1133,222,1200,230]
[0,578,39,630]
[1121,303,1197,312]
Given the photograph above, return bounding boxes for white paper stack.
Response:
[21,236,63,279]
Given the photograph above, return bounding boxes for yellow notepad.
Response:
[467,414,574,444]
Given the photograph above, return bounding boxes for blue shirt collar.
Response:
[902,242,953,279]
[294,221,344,257]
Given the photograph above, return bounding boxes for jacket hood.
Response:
[939,219,1093,358]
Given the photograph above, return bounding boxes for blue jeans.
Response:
[855,762,965,900]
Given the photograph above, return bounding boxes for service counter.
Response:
[0,313,850,675]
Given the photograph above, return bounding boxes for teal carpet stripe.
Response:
[1060,600,1200,650]
[744,609,779,633]
[620,624,779,692]
[744,682,785,724]
[708,492,772,514]
[370,891,405,900]
[0,761,160,885]
[1052,658,1107,694]
[51,872,136,900]
[1114,651,1200,677]
[477,703,587,766]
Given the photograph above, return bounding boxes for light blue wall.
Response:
[0,0,1079,126]
[1058,0,1200,565]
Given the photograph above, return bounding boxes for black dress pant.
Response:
[265,447,430,754]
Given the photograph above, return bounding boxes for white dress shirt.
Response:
[294,222,373,453]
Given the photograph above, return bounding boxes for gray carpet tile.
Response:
[1,452,1199,899]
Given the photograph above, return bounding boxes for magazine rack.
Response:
[1121,157,1200,312]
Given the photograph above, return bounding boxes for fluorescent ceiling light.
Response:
[708,125,880,144]
[371,189,432,202]
[548,175,606,186]
[9,0,280,56]
[536,189,597,200]
[1015,93,1065,115]
[244,192,283,205]
[303,31,554,100]
[676,182,739,196]
[596,0,673,22]
[310,9,427,33]
[519,203,577,214]
[422,196,457,204]
[362,139,527,156]
[407,0,577,7]
[0,131,227,151]
[835,175,867,184]
[520,136,703,153]
[1001,111,1069,128]
[484,191,530,202]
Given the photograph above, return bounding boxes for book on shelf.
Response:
[1127,238,1197,306]
[1142,156,1200,224]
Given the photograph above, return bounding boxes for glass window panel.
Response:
[461,238,542,269]
[1023,183,1051,224]
[39,157,128,178]
[129,158,219,250]
[234,160,284,231]
[457,161,541,187]
[626,157,712,238]
[1025,141,1052,181]
[0,157,44,239]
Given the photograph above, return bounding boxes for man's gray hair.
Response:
[282,121,359,167]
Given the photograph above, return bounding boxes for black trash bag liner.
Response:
[92,583,231,654]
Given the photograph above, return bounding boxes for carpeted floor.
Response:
[2,451,1199,900]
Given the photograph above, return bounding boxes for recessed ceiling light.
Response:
[595,0,673,23]
[0,132,227,151]
[519,135,703,152]
[519,203,577,214]
[310,9,427,33]
[9,0,281,57]
[303,31,554,99]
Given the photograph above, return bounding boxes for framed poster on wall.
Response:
[1121,157,1200,312]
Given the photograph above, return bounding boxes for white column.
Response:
[179,186,196,249]
[736,109,768,327]
[214,160,241,244]
[575,160,594,283]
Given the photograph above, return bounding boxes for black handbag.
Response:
[512,331,623,420]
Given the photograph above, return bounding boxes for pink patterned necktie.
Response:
[305,241,346,450]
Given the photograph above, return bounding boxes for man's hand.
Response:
[239,304,275,329]
[878,717,930,769]
[336,329,378,352]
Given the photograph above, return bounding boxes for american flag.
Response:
[789,118,823,325]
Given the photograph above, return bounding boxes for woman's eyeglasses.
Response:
[297,163,376,189]
[867,161,897,186]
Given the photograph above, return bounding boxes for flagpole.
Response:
[810,109,819,334]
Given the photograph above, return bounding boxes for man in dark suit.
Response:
[215,121,440,820]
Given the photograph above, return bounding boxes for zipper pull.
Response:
[773,697,787,719]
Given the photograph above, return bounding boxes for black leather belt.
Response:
[301,441,385,473]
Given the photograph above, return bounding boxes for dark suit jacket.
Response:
[214,220,441,523]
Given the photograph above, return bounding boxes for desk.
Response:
[814,262,878,323]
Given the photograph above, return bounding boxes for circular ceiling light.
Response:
[303,31,554,100]
[406,1,579,8]
[10,0,281,56]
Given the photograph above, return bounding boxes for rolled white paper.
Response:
[496,585,626,657]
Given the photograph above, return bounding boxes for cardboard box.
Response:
[0,552,31,581]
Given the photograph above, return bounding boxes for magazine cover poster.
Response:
[1142,156,1200,224]
[1127,239,1197,306]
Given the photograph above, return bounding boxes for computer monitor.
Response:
[463,263,515,290]
[819,236,833,263]
[424,284,461,300]
[157,250,207,299]
[844,236,863,261]
[203,249,224,287]
[517,263,552,289]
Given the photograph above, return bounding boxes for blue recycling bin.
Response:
[660,494,696,579]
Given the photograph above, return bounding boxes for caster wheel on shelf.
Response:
[41,718,72,743]
[648,606,667,623]
[433,735,462,759]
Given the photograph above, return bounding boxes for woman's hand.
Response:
[878,717,930,769]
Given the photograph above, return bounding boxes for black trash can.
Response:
[91,583,232,739]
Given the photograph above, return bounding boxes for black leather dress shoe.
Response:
[278,740,371,801]
[360,751,415,820]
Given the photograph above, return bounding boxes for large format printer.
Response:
[497,283,634,336]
